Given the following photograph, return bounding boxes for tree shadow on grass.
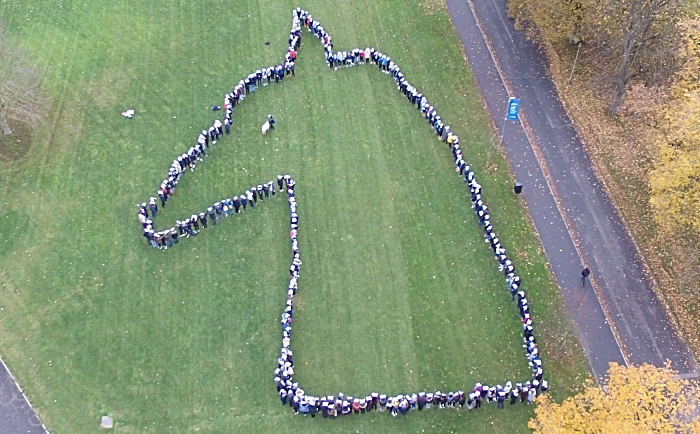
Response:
[0,120,32,162]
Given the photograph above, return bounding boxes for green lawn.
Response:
[0,0,589,433]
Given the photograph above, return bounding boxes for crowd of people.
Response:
[135,24,296,248]
[135,7,547,418]
[137,171,279,249]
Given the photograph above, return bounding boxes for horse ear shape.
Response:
[139,7,542,417]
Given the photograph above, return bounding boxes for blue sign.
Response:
[507,98,520,121]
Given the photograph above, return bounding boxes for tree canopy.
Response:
[529,363,700,434]
[509,0,683,114]
[650,19,700,235]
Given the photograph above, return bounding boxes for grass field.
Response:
[0,0,589,433]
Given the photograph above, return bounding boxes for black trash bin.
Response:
[514,182,523,194]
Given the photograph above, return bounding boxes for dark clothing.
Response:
[581,268,590,286]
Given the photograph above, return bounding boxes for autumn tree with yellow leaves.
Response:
[529,363,700,434]
[650,19,700,236]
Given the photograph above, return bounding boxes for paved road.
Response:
[0,359,47,433]
[445,0,698,380]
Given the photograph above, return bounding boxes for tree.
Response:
[529,363,700,434]
[605,0,682,115]
[509,0,584,44]
[0,21,47,136]
[509,0,683,115]
[650,19,700,235]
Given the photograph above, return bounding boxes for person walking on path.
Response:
[581,267,590,287]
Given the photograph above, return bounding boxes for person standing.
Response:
[417,392,426,410]
[170,227,178,244]
[153,232,163,249]
[467,393,477,410]
[214,202,223,220]
[148,196,158,218]
[309,399,318,418]
[247,190,254,208]
[511,384,521,405]
[139,202,149,219]
[299,399,309,416]
[379,394,387,412]
[527,386,537,404]
[163,229,173,248]
[496,387,506,409]
[581,267,590,286]
[214,119,223,139]
[137,210,148,228]
[185,218,197,236]
[233,195,241,213]
[208,125,216,144]
[277,175,284,190]
[279,388,288,405]
[207,206,216,225]
[158,189,167,208]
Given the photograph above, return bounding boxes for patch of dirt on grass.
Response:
[424,0,446,15]
[484,161,499,175]
[515,248,531,264]
[85,66,129,112]
[0,120,32,162]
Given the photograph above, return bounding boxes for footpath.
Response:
[0,358,47,433]
[445,0,698,380]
